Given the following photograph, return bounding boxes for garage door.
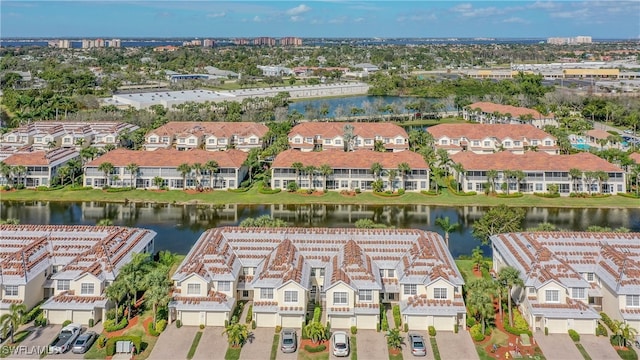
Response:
[433,316,454,332]
[356,315,377,330]
[546,318,567,334]
[72,310,93,325]
[180,311,200,326]
[572,319,596,335]
[281,315,302,328]
[330,316,352,330]
[256,312,277,328]
[47,310,68,325]
[407,315,428,331]
[206,312,227,326]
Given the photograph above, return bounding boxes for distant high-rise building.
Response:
[203,39,215,48]
[109,39,121,48]
[547,36,592,45]
[280,37,302,46]
[182,39,202,47]
[253,37,276,46]
[233,38,249,45]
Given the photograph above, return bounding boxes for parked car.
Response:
[408,333,427,357]
[332,331,349,357]
[635,335,640,349]
[280,328,297,353]
[72,331,97,354]
[49,323,82,354]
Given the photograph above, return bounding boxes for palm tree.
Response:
[119,253,151,319]
[319,164,333,191]
[498,266,524,327]
[66,159,82,186]
[387,169,397,192]
[97,162,114,187]
[204,160,219,189]
[57,166,70,186]
[467,289,495,334]
[595,170,609,194]
[177,163,191,190]
[513,170,526,193]
[75,138,86,148]
[569,168,582,193]
[126,163,139,189]
[153,176,164,190]
[435,216,460,246]
[386,328,405,350]
[436,149,451,178]
[471,247,484,272]
[97,219,113,226]
[304,321,328,344]
[486,169,498,194]
[0,303,27,343]
[304,165,317,190]
[397,162,411,190]
[616,321,638,348]
[0,161,11,186]
[223,322,250,347]
[292,162,304,188]
[451,163,465,192]
[145,267,171,325]
[105,280,127,325]
[192,162,203,190]
[583,171,596,195]
[13,165,26,187]
[371,162,383,182]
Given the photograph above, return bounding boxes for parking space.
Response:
[192,327,227,360]
[275,329,300,360]
[533,332,582,360]
[148,324,199,360]
[579,335,619,360]
[356,330,388,360]
[240,327,274,360]
[402,331,434,360]
[436,331,478,360]
[9,324,61,359]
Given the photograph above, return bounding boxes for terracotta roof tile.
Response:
[3,148,78,166]
[630,153,640,164]
[467,102,553,120]
[148,122,268,138]
[289,122,407,139]
[86,148,248,168]
[428,123,556,142]
[272,149,428,169]
[450,151,621,172]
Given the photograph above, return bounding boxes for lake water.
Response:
[288,95,421,118]
[2,201,638,258]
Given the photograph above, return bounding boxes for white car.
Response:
[49,323,82,354]
[332,331,349,357]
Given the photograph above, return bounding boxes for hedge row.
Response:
[227,187,250,193]
[392,305,402,329]
[496,193,524,198]
[304,344,326,353]
[533,192,560,198]
[258,187,281,194]
[104,317,128,332]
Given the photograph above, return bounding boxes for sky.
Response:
[1,1,638,39]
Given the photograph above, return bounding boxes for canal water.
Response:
[2,201,638,258]
[288,95,422,118]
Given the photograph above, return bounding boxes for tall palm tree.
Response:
[145,267,171,325]
[387,169,397,192]
[569,168,582,193]
[177,163,191,190]
[435,216,460,247]
[97,162,114,187]
[0,303,27,344]
[486,169,498,194]
[13,165,26,187]
[119,253,151,320]
[498,266,524,327]
[153,176,164,190]
[125,163,139,189]
[57,166,70,186]
[467,289,495,334]
[370,162,383,182]
[451,163,465,192]
[0,161,12,186]
[292,162,304,187]
[304,165,317,190]
[105,280,127,325]
[583,171,596,195]
[595,170,609,194]
[204,160,219,189]
[318,164,333,191]
[397,162,411,190]
[436,149,451,177]
[192,162,203,189]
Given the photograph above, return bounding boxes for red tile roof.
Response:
[86,148,248,168]
[289,122,408,139]
[585,129,611,140]
[450,151,621,172]
[631,153,640,164]
[3,148,78,166]
[272,149,428,169]
[427,123,556,142]
[467,102,553,119]
[148,121,268,138]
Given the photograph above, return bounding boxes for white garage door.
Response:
[546,318,567,334]
[407,315,428,331]
[47,310,68,325]
[356,315,377,330]
[180,311,200,326]
[256,312,277,328]
[433,316,454,332]
[572,319,596,335]
[281,315,302,328]
[72,311,93,325]
[330,316,352,330]
[206,312,226,326]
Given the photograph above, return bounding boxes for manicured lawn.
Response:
[2,187,638,208]
[83,311,160,360]
[575,343,592,360]
[269,334,279,360]
[298,350,329,360]
[488,329,509,347]
[0,330,33,358]
[350,336,357,360]
[455,260,491,281]
[224,346,242,360]
[430,337,441,360]
[186,331,203,360]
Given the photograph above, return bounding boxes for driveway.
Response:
[533,332,582,360]
[240,327,274,360]
[191,327,227,360]
[402,331,434,360]
[8,324,61,359]
[436,331,478,360]
[148,324,199,360]
[275,328,300,360]
[579,335,619,360]
[356,330,389,360]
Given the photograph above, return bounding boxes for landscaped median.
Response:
[1,186,639,208]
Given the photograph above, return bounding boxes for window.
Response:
[586,273,594,282]
[395,138,403,144]
[359,290,373,302]
[209,138,216,144]
[514,141,521,146]
[388,269,395,278]
[434,288,447,299]
[333,292,348,305]
[57,280,70,291]
[572,288,585,299]
[503,141,511,147]
[545,140,551,146]
[545,289,559,303]
[242,290,249,298]
[187,283,200,295]
[627,295,640,307]
[484,141,490,146]
[472,141,480,146]
[535,183,543,191]
[531,140,538,146]
[260,288,274,299]
[284,290,298,303]
[528,287,536,294]
[335,139,342,145]
[218,281,230,291]
[81,283,95,295]
[4,285,18,296]
[404,284,417,295]
[441,139,449,145]
[188,138,195,144]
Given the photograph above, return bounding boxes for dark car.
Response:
[409,334,427,357]
[280,328,297,353]
[72,331,97,354]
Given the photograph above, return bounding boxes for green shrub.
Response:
[398,188,405,195]
[470,324,485,342]
[62,320,72,327]
[199,324,205,330]
[304,344,326,353]
[224,319,228,328]
[381,313,389,332]
[252,320,256,330]
[105,335,142,356]
[106,187,132,192]
[616,347,638,360]
[275,325,282,334]
[618,192,640,199]
[156,319,167,333]
[350,326,357,335]
[326,321,331,335]
[497,192,523,198]
[22,304,43,325]
[148,321,160,336]
[227,187,250,193]
[104,317,128,332]
[313,306,322,323]
[106,306,124,321]
[533,192,560,198]
[97,335,107,348]
[355,188,361,194]
[466,315,476,328]
[34,313,47,327]
[246,305,253,323]
[428,326,436,337]
[376,323,381,332]
[374,191,401,197]
[15,184,25,190]
[568,329,580,342]
[421,190,438,196]
[454,324,459,333]
[544,327,549,336]
[88,318,94,328]
[3,185,11,191]
[600,312,615,332]
[596,323,608,337]
[68,186,93,191]
[259,186,282,194]
[176,319,182,328]
[404,323,409,332]
[392,305,402,329]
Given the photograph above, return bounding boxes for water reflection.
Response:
[2,201,638,258]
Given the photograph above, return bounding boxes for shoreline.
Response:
[1,188,638,209]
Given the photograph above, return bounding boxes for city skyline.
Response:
[1,1,639,39]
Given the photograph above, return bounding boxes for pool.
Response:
[572,143,592,150]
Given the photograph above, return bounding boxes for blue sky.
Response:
[1,1,638,39]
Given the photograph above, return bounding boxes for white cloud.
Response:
[206,12,226,18]
[328,16,347,24]
[502,17,530,24]
[286,4,311,16]
[550,8,589,19]
[527,1,560,10]
[253,15,262,22]
[353,17,365,23]
[451,3,505,18]
[290,15,304,22]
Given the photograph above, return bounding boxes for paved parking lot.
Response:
[402,331,434,360]
[436,331,478,360]
[240,327,274,360]
[192,327,227,360]
[579,335,619,360]
[148,324,199,360]
[356,330,388,360]
[8,324,61,359]
[534,332,582,360]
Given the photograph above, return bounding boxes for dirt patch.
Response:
[389,347,402,356]
[340,190,357,197]
[299,339,329,353]
[143,317,154,336]
[298,191,325,196]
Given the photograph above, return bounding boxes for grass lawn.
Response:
[186,331,203,360]
[575,343,592,360]
[224,346,242,360]
[476,345,494,360]
[0,330,33,358]
[2,187,638,208]
[455,260,491,281]
[350,336,357,360]
[488,329,509,347]
[430,337,441,360]
[298,350,329,360]
[270,334,279,360]
[616,347,638,360]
